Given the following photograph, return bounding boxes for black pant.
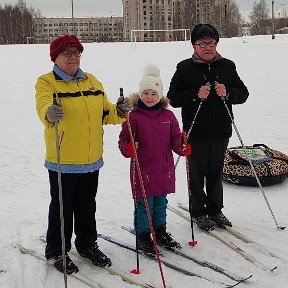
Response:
[187,138,229,217]
[45,170,99,259]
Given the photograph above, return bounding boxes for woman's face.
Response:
[55,47,81,76]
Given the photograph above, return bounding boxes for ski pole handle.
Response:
[182,130,187,145]
[53,93,57,105]
[118,87,124,104]
[182,130,188,151]
[214,81,226,101]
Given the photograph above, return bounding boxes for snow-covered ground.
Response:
[0,35,287,288]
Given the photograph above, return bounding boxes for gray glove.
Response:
[46,104,64,123]
[116,96,133,118]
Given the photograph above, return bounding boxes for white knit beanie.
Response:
[139,65,163,101]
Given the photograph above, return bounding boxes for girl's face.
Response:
[140,89,159,107]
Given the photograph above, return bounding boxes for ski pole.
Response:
[131,143,140,275]
[53,94,68,287]
[122,89,167,288]
[222,99,286,231]
[175,81,212,168]
[119,87,140,273]
[182,130,198,247]
[175,101,203,168]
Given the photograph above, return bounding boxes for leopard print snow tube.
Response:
[223,144,288,186]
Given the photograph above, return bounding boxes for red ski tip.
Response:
[188,241,198,247]
[130,268,141,274]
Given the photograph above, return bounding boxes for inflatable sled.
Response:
[223,144,288,186]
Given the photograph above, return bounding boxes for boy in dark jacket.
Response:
[167,24,249,230]
[119,65,191,256]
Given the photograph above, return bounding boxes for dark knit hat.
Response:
[50,35,84,62]
[191,24,219,44]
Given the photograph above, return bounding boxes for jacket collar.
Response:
[192,51,222,64]
[53,64,87,82]
[138,99,162,110]
[129,93,170,110]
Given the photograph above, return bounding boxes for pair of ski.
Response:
[15,236,156,288]
[99,226,252,288]
[176,202,282,261]
[16,243,104,288]
[168,203,278,272]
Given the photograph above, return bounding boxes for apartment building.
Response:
[122,0,185,42]
[122,0,228,42]
[31,0,228,43]
[32,16,123,43]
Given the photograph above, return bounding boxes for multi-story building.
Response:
[31,1,230,43]
[122,0,186,42]
[122,0,229,42]
[32,16,123,43]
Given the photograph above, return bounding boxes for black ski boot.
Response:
[78,245,112,267]
[209,212,232,227]
[195,215,216,230]
[137,231,156,257]
[155,225,181,249]
[49,254,79,274]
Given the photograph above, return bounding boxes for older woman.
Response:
[35,34,132,274]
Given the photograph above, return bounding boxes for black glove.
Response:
[116,96,133,118]
[47,104,64,123]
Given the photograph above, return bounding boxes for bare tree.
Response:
[178,0,241,37]
[249,0,270,35]
[0,0,40,44]
[32,9,45,43]
[227,1,243,37]
[181,0,197,29]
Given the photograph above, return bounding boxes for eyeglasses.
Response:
[194,41,217,48]
[61,50,82,58]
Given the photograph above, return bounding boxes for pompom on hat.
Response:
[139,65,163,101]
[191,24,219,44]
[50,34,84,62]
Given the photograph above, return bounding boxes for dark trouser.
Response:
[135,195,168,235]
[45,170,99,259]
[187,138,229,217]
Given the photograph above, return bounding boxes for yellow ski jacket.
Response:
[36,71,124,164]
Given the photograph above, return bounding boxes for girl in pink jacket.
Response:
[118,65,191,256]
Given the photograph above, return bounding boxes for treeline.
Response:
[180,0,287,37]
[0,0,41,44]
[178,0,243,37]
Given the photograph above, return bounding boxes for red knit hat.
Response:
[50,35,84,62]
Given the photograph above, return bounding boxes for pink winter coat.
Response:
[118,94,184,199]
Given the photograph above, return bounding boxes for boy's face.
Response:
[140,89,159,107]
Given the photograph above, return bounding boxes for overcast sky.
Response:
[0,0,279,19]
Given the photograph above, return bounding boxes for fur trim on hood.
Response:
[129,93,170,109]
[192,51,222,64]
